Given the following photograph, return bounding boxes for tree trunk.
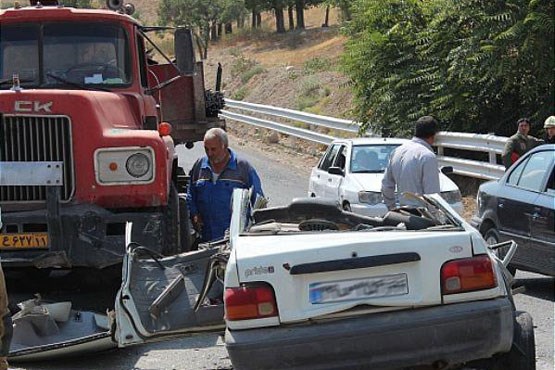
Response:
[340,4,352,21]
[210,24,218,41]
[238,15,245,28]
[217,23,223,38]
[295,0,305,29]
[274,7,286,33]
[322,5,330,27]
[251,10,257,28]
[256,13,262,28]
[288,6,295,30]
[225,22,233,34]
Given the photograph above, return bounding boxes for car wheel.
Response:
[491,311,536,370]
[342,202,351,212]
[483,227,517,275]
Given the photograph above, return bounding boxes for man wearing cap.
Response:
[502,118,542,169]
[543,116,555,144]
[381,116,441,210]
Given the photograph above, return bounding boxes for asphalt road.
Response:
[7,141,554,370]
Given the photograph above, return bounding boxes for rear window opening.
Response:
[246,198,462,235]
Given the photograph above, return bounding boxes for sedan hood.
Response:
[349,173,384,192]
[349,172,459,193]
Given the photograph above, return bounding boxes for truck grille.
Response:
[0,115,74,202]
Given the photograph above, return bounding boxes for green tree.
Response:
[343,0,554,137]
[64,0,93,7]
[325,0,352,22]
[159,0,226,59]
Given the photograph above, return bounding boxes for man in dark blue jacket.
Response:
[187,128,264,242]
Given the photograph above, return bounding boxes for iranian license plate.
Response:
[309,273,408,304]
[0,233,49,249]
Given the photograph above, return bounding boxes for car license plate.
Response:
[309,273,408,304]
[0,233,49,249]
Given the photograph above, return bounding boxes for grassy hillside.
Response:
[204,7,353,120]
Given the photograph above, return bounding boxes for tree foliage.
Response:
[343,0,554,137]
[159,0,246,58]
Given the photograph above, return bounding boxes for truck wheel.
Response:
[162,184,181,255]
[178,194,195,252]
[495,311,536,370]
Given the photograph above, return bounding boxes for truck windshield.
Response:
[0,22,131,89]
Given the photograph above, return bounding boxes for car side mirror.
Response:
[441,166,454,175]
[328,167,344,176]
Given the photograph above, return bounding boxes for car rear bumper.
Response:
[225,298,514,370]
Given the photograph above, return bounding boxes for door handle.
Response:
[524,212,541,220]
[498,203,504,208]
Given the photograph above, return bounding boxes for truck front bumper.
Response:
[0,203,165,269]
[225,298,514,370]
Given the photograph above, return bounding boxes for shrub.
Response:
[302,57,332,75]
[231,55,258,78]
[241,65,266,84]
[231,87,248,100]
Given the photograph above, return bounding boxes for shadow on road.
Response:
[514,274,554,302]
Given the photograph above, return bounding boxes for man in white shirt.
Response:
[381,116,441,210]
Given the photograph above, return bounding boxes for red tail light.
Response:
[441,255,497,295]
[225,283,278,321]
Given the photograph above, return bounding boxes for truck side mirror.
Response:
[174,28,195,75]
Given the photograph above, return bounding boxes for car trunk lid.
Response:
[234,230,474,323]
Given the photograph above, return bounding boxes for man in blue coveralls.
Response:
[187,128,264,242]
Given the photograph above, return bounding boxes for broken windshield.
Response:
[0,22,131,89]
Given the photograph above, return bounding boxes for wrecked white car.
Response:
[111,189,533,370]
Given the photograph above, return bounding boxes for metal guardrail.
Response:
[222,99,508,180]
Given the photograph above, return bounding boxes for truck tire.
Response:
[178,194,195,252]
[163,184,195,254]
[162,184,181,255]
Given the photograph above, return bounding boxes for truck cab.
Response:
[0,1,223,276]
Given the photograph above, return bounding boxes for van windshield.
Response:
[0,22,131,89]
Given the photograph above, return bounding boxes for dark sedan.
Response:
[471,144,555,276]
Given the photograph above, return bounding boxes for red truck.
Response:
[0,0,224,278]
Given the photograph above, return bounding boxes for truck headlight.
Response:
[358,191,383,205]
[126,153,150,178]
[95,147,154,185]
[440,190,462,204]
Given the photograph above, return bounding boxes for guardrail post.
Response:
[488,150,496,164]
[437,146,444,156]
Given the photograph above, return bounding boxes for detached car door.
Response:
[115,245,225,347]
